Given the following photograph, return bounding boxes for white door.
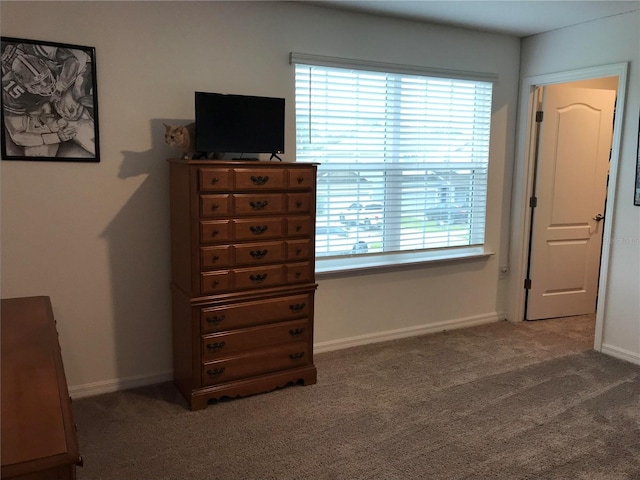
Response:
[526,85,615,320]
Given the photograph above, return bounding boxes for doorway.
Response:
[509,62,629,352]
[525,81,617,321]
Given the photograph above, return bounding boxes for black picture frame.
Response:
[635,110,640,205]
[1,37,100,162]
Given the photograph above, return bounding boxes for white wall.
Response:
[0,1,521,395]
[519,11,640,363]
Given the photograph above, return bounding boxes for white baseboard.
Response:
[314,312,503,354]
[69,312,504,398]
[66,315,638,398]
[600,343,640,365]
[69,370,173,399]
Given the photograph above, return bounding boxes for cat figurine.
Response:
[163,122,223,160]
[164,122,197,159]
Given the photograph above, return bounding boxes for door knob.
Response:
[593,214,604,222]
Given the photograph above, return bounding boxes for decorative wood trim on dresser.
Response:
[169,159,318,411]
[1,296,82,480]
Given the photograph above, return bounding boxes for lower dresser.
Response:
[169,160,319,411]
[172,286,317,411]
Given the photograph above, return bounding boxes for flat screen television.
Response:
[195,92,285,157]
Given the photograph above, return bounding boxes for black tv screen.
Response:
[195,92,285,155]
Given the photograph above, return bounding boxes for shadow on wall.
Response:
[100,119,190,383]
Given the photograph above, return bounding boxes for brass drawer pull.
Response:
[249,273,268,283]
[289,352,305,360]
[250,200,269,210]
[249,225,268,235]
[206,315,225,325]
[210,230,219,237]
[289,328,306,336]
[250,175,269,185]
[210,177,219,185]
[210,204,219,210]
[297,176,304,184]
[289,303,306,312]
[211,255,220,262]
[207,367,225,376]
[206,341,226,351]
[250,249,268,259]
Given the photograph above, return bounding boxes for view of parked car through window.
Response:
[338,202,384,229]
[313,165,482,258]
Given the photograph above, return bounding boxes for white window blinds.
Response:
[292,56,494,269]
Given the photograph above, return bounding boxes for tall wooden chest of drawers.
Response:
[169,159,318,410]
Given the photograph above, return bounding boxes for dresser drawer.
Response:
[200,220,232,244]
[201,319,310,360]
[287,239,311,261]
[233,193,286,216]
[287,216,313,237]
[201,341,311,386]
[200,293,312,334]
[233,265,284,290]
[233,218,284,241]
[235,169,286,190]
[200,194,232,218]
[287,168,315,189]
[201,271,231,295]
[200,246,232,269]
[286,262,314,284]
[199,168,233,191]
[287,193,312,213]
[234,241,286,266]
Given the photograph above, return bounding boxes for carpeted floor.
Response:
[72,315,640,479]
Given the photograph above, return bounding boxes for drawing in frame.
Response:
[1,37,100,162]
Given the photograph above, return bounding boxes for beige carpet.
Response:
[72,315,640,479]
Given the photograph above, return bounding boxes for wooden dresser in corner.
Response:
[1,296,82,480]
[168,159,318,410]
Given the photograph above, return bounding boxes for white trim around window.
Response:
[291,53,497,274]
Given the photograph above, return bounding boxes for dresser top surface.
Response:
[167,159,318,167]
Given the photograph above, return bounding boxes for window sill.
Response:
[315,246,494,279]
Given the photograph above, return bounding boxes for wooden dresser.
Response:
[169,159,318,410]
[1,296,81,480]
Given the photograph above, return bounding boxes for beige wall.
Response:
[519,11,640,363]
[1,1,521,395]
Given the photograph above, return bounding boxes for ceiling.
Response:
[310,1,640,37]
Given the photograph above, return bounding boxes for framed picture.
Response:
[1,37,99,162]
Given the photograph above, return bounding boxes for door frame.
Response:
[508,62,628,352]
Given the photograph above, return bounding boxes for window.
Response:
[292,54,495,273]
